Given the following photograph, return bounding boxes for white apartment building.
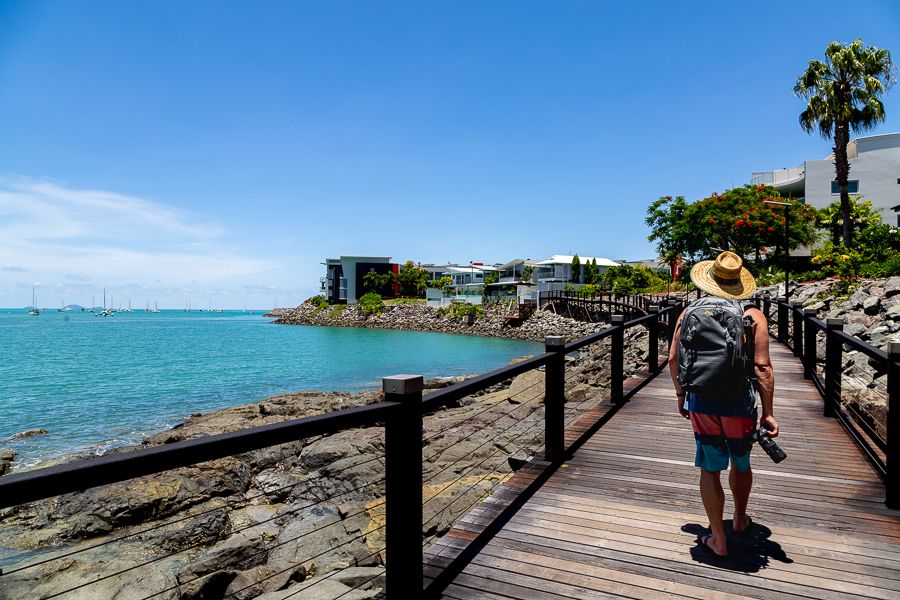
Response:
[751,132,900,225]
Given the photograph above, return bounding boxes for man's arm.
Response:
[747,307,779,436]
[668,313,689,419]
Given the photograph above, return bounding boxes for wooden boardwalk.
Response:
[423,342,900,599]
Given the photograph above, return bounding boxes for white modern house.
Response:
[751,132,900,225]
[532,255,620,293]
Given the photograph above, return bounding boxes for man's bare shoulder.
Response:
[743,305,767,324]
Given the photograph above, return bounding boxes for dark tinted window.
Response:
[831,180,859,193]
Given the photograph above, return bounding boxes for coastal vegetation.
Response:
[794,39,896,247]
[358,291,385,316]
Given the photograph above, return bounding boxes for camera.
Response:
[752,426,787,463]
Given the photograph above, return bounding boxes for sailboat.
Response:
[28,287,39,316]
[96,287,114,316]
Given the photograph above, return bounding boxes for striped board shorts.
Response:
[687,388,758,473]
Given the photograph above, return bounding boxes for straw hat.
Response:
[690,251,756,300]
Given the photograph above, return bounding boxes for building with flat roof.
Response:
[751,132,900,224]
[320,256,397,304]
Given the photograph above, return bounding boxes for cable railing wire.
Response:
[36,474,386,600]
[0,450,386,577]
[421,399,545,505]
[141,506,388,600]
[421,414,549,548]
[422,405,547,521]
[421,378,545,473]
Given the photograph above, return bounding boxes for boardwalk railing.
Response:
[540,290,695,322]
[756,293,899,509]
[0,302,683,599]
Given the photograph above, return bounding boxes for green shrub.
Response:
[359,292,385,316]
[859,256,900,278]
[328,304,346,319]
[307,294,328,307]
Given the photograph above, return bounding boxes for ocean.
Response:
[0,308,541,469]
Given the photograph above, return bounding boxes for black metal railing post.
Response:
[791,301,803,358]
[383,374,424,598]
[544,336,566,463]
[763,293,771,324]
[611,314,625,404]
[803,308,817,380]
[777,298,788,343]
[887,342,900,509]
[664,300,676,343]
[648,305,659,372]
[824,318,843,418]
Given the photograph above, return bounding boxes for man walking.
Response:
[668,251,779,557]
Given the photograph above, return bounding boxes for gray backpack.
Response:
[677,297,753,398]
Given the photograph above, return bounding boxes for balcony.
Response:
[750,165,805,196]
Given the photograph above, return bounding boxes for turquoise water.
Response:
[0,309,540,469]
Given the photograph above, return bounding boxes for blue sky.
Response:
[1,1,899,308]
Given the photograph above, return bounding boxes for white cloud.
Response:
[0,176,278,290]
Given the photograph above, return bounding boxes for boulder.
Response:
[847,288,868,310]
[223,563,308,600]
[0,450,16,476]
[887,304,900,321]
[843,323,868,339]
[50,457,252,539]
[9,429,48,441]
[863,296,882,316]
[178,570,238,600]
[156,507,230,552]
[885,276,900,298]
[178,533,269,583]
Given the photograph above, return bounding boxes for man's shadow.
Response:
[681,520,793,573]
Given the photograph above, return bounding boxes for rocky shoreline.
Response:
[0,309,656,600]
[267,301,607,343]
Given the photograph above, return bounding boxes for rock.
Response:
[255,578,379,600]
[254,468,307,502]
[0,450,16,475]
[885,276,900,297]
[507,451,531,471]
[224,563,308,600]
[178,533,269,583]
[156,507,230,552]
[49,457,252,539]
[300,438,354,471]
[847,289,868,310]
[887,304,900,321]
[863,296,882,316]
[843,323,868,339]
[331,566,385,590]
[9,428,48,441]
[179,570,238,600]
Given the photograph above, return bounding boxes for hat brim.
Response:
[690,260,757,300]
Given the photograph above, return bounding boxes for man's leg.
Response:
[729,466,753,532]
[699,468,728,555]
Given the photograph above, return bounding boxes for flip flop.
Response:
[697,533,728,557]
[733,515,754,536]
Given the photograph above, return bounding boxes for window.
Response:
[831,180,859,193]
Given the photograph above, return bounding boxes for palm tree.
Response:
[794,39,895,247]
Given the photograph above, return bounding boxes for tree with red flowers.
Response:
[647,185,816,268]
